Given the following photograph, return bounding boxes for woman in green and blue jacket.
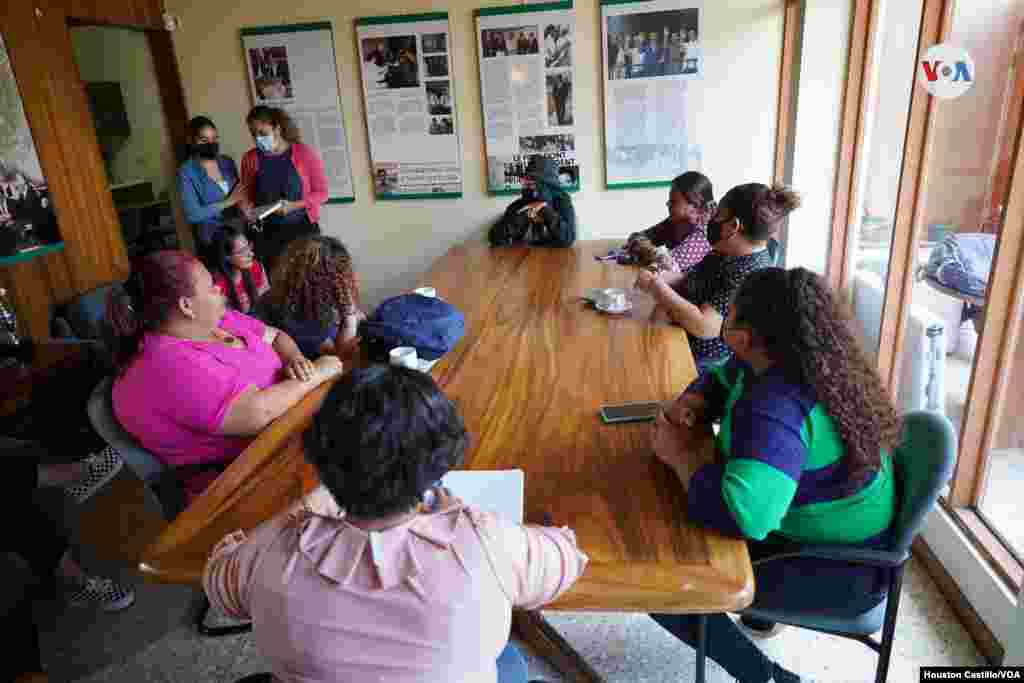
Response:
[650,267,903,683]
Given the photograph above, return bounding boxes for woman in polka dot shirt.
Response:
[624,171,716,280]
[635,182,802,372]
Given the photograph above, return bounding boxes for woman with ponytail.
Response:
[176,116,246,247]
[107,250,343,501]
[649,267,901,683]
[635,182,800,371]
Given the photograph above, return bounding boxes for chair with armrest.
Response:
[86,377,251,638]
[740,410,957,683]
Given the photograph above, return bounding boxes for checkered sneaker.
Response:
[64,446,124,504]
[67,577,135,612]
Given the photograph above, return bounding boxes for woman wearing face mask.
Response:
[648,267,900,683]
[488,155,575,247]
[176,116,246,247]
[238,106,328,271]
[635,183,801,371]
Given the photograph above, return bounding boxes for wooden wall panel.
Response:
[0,0,167,338]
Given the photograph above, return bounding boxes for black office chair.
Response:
[87,378,251,638]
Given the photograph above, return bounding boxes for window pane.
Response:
[846,0,924,361]
[784,0,853,274]
[890,0,1024,552]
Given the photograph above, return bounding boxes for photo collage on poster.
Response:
[358,14,463,198]
[242,23,356,202]
[602,1,702,187]
[477,4,579,194]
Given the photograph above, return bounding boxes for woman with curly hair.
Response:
[203,366,586,682]
[238,106,328,270]
[649,267,902,683]
[259,235,364,359]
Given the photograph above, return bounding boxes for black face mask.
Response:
[194,142,219,160]
[706,218,725,246]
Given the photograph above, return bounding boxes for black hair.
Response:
[670,171,716,212]
[719,183,802,242]
[205,225,258,312]
[187,116,217,141]
[305,365,469,519]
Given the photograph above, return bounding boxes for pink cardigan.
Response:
[239,142,328,224]
[204,501,588,683]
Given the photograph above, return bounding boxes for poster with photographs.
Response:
[601,0,703,188]
[357,12,462,199]
[241,23,355,202]
[0,33,61,252]
[476,2,578,195]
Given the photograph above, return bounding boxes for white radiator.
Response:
[851,269,947,415]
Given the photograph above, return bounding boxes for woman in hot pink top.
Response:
[107,250,343,501]
[204,366,588,683]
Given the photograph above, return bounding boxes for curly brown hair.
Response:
[246,105,302,144]
[265,236,359,328]
[732,267,902,480]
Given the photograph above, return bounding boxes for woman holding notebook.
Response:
[204,366,587,683]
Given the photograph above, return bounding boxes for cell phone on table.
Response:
[599,401,663,424]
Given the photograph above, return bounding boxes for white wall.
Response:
[164,0,783,308]
[70,26,176,197]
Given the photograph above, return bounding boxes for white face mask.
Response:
[255,133,275,153]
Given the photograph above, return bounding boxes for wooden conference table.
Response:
[140,240,753,682]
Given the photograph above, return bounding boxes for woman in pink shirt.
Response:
[107,250,343,502]
[204,366,588,683]
[239,106,328,271]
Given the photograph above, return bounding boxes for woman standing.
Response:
[649,267,901,682]
[176,116,246,247]
[239,106,328,271]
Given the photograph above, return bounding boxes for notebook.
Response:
[441,469,525,524]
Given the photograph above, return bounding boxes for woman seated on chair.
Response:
[204,365,588,683]
[634,183,800,372]
[107,250,343,503]
[257,235,365,359]
[488,155,576,248]
[649,267,901,683]
[621,171,715,277]
[206,224,270,315]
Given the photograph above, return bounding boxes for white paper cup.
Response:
[389,346,419,369]
[414,286,437,298]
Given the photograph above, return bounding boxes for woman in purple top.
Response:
[107,250,343,502]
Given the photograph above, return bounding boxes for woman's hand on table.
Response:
[285,356,317,382]
[651,411,702,486]
[312,355,344,383]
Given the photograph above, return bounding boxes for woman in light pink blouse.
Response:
[204,365,588,683]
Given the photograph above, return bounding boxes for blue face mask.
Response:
[255,134,275,153]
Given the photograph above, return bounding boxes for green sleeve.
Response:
[721,459,798,540]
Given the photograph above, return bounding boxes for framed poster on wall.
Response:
[476,1,579,195]
[356,12,463,200]
[0,32,62,254]
[241,21,355,203]
[601,0,704,189]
